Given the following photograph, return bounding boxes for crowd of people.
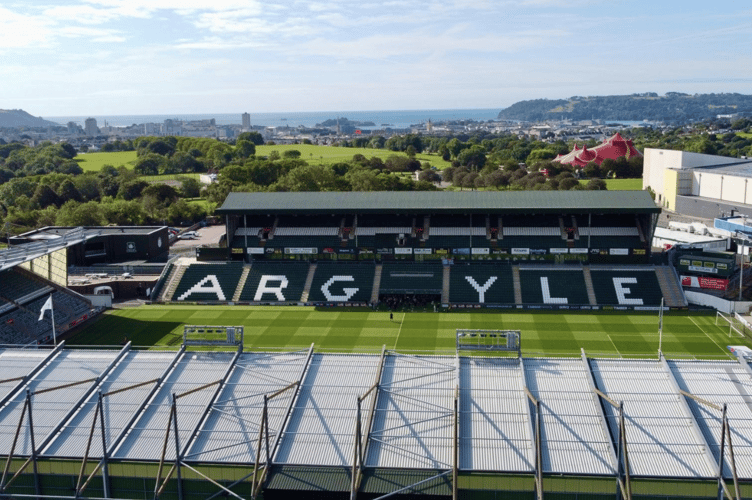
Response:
[379,294,440,311]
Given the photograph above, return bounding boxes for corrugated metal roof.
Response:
[112,352,236,461]
[0,350,118,456]
[0,348,51,401]
[217,191,660,215]
[669,360,752,479]
[366,354,456,469]
[42,351,177,458]
[460,357,534,473]
[590,359,716,478]
[274,354,380,466]
[185,351,309,464]
[524,358,615,476]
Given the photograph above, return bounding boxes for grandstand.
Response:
[0,267,94,345]
[159,258,686,309]
[151,190,687,309]
[0,343,750,500]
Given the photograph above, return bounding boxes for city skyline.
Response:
[2,0,751,117]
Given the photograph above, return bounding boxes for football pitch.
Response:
[70,305,747,359]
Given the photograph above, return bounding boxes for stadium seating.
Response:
[379,261,443,294]
[0,290,92,345]
[0,269,49,303]
[173,263,244,302]
[519,269,590,306]
[264,235,341,249]
[449,263,515,304]
[502,215,560,227]
[590,269,663,306]
[240,262,309,302]
[307,262,375,303]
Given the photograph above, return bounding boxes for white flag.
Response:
[38,295,53,321]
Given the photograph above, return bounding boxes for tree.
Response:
[586,178,608,190]
[134,154,163,176]
[118,180,149,200]
[56,201,106,226]
[235,140,256,159]
[236,131,264,145]
[559,177,580,190]
[282,149,301,159]
[180,177,202,198]
[58,179,83,203]
[456,146,487,171]
[31,184,61,209]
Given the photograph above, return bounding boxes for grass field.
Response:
[592,178,643,190]
[256,144,453,169]
[70,306,745,359]
[74,151,138,171]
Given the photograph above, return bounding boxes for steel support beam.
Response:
[660,354,729,499]
[580,350,620,498]
[351,345,386,500]
[519,357,542,500]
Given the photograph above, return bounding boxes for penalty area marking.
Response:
[393,313,406,350]
[689,316,733,358]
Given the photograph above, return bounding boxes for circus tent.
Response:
[554,133,642,166]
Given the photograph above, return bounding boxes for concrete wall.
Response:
[684,290,752,314]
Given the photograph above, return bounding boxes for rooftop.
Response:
[217,191,660,215]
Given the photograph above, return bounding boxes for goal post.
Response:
[715,312,750,339]
[183,325,244,347]
[456,329,520,355]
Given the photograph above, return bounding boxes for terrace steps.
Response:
[233,266,251,302]
[301,263,318,302]
[656,266,687,307]
[441,266,451,304]
[371,264,383,303]
[512,266,522,305]
[162,265,185,302]
[582,266,598,305]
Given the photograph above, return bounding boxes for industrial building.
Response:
[642,148,752,218]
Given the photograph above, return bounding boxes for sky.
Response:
[1,0,751,117]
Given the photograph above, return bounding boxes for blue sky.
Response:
[1,0,751,117]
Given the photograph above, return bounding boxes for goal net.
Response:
[456,329,520,355]
[715,312,751,339]
[183,325,244,347]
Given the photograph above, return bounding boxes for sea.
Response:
[47,108,503,130]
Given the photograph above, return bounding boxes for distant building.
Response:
[67,121,81,135]
[242,112,251,129]
[643,148,752,217]
[84,117,99,136]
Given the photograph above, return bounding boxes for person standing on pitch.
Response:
[390,312,393,321]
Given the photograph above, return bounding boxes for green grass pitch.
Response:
[70,305,747,359]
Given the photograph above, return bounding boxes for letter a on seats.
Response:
[322,276,359,301]
[612,277,643,305]
[178,275,226,301]
[465,276,497,303]
[254,275,289,301]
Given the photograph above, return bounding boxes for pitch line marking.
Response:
[689,316,731,358]
[393,313,406,350]
[606,334,622,358]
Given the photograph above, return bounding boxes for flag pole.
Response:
[658,297,664,357]
[51,298,56,346]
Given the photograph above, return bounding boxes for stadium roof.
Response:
[217,190,660,215]
[1,344,749,485]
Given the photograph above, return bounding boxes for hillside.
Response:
[0,109,59,128]
[497,92,752,122]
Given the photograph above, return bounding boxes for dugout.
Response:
[11,226,170,265]
[217,191,660,265]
